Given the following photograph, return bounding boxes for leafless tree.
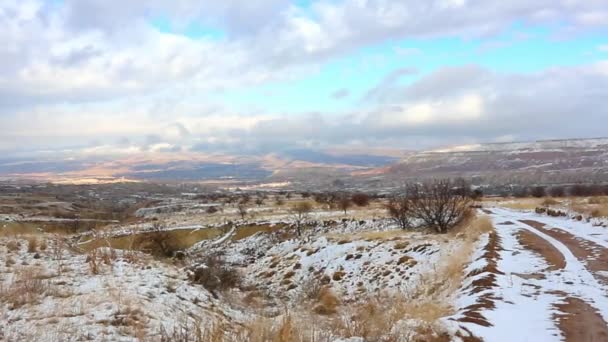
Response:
[289,201,313,237]
[406,178,472,234]
[386,196,413,230]
[254,198,264,207]
[237,203,248,221]
[337,195,352,215]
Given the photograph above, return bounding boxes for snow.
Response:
[450,208,608,341]
[0,240,247,341]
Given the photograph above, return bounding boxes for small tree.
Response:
[386,196,413,229]
[289,201,313,237]
[351,193,370,207]
[237,203,248,221]
[530,186,546,198]
[548,186,565,198]
[471,189,483,201]
[337,195,351,215]
[407,178,472,234]
[255,198,264,207]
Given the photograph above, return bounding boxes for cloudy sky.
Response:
[1,0,608,156]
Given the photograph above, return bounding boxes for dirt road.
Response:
[456,208,608,341]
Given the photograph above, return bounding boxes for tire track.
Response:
[520,219,608,286]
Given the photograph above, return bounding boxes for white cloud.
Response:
[1,0,608,154]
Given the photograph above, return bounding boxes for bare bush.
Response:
[351,193,370,207]
[386,196,413,230]
[189,254,241,296]
[146,222,177,257]
[27,237,38,253]
[530,186,546,198]
[0,267,48,309]
[406,179,472,234]
[548,186,566,197]
[6,240,20,252]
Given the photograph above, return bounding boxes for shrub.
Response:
[406,178,472,234]
[548,186,566,197]
[6,240,20,252]
[530,186,546,198]
[351,193,370,207]
[189,254,241,295]
[27,237,38,253]
[386,196,413,230]
[0,267,48,309]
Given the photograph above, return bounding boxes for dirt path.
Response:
[460,208,608,341]
[555,297,608,342]
[515,229,566,272]
[520,219,608,285]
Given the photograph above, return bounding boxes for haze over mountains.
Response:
[2,137,607,186]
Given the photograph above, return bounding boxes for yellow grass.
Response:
[497,198,544,210]
[325,229,412,242]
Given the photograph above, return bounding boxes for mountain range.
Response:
[1,138,607,186]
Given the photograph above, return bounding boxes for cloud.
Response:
[221,61,608,151]
[364,67,419,103]
[331,88,350,99]
[1,0,608,156]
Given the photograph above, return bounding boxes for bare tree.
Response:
[337,195,352,215]
[406,179,472,234]
[289,201,313,237]
[237,203,248,221]
[254,198,264,207]
[386,196,413,230]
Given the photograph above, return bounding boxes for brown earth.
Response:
[515,229,566,271]
[554,297,608,342]
[520,219,608,285]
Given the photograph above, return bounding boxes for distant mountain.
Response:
[377,138,608,184]
[2,139,607,186]
[0,148,402,183]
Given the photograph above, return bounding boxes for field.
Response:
[1,184,608,341]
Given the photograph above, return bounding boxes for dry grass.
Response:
[27,236,38,253]
[497,198,544,210]
[590,206,608,218]
[0,266,48,309]
[541,197,560,206]
[313,287,340,315]
[326,229,411,242]
[569,202,608,218]
[6,239,20,252]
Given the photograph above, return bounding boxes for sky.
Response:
[1,0,608,157]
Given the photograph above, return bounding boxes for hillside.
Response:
[380,138,608,184]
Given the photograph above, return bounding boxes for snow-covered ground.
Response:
[449,207,608,341]
[3,203,608,341]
